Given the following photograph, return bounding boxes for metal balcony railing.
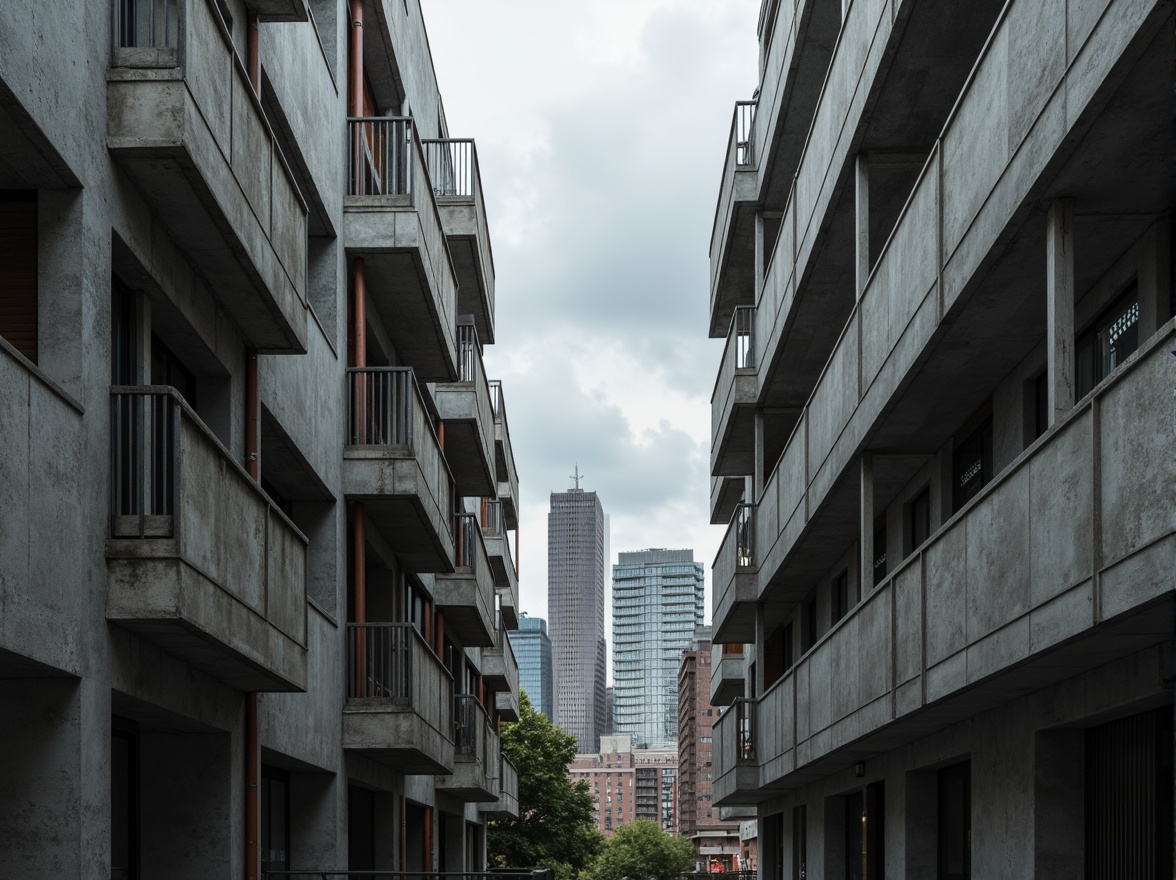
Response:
[482,500,506,536]
[734,101,757,167]
[114,0,178,49]
[732,305,755,369]
[452,694,487,759]
[488,380,508,428]
[348,117,413,197]
[110,389,179,538]
[421,139,479,199]
[265,872,547,880]
[346,623,411,700]
[457,322,481,382]
[733,503,754,568]
[717,697,757,773]
[346,367,415,447]
[453,513,479,572]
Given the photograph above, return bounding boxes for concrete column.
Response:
[860,454,874,593]
[1046,199,1075,426]
[754,411,766,498]
[755,212,767,300]
[855,153,870,296]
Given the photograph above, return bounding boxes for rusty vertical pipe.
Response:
[424,805,434,871]
[247,12,261,99]
[434,609,445,658]
[348,0,364,118]
[400,796,408,870]
[246,693,259,880]
[352,259,366,368]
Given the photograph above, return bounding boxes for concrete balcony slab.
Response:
[106,0,308,353]
[106,387,308,693]
[435,517,495,647]
[439,696,500,802]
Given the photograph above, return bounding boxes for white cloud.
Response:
[422,0,760,638]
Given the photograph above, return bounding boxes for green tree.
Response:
[489,692,602,875]
[587,819,694,880]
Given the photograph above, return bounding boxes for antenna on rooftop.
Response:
[570,464,584,490]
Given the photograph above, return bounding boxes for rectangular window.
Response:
[873,526,887,587]
[0,191,38,362]
[261,765,290,875]
[792,804,807,880]
[847,784,885,880]
[907,489,931,556]
[832,571,850,624]
[151,334,197,407]
[111,717,139,880]
[803,598,818,652]
[112,278,138,385]
[1076,285,1139,398]
[952,419,992,513]
[938,762,970,880]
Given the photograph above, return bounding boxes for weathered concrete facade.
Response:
[0,0,519,876]
[708,0,1174,877]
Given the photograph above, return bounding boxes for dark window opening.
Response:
[261,765,290,875]
[792,804,807,880]
[112,278,138,385]
[832,571,850,624]
[907,489,931,556]
[150,334,196,408]
[1076,284,1139,398]
[0,191,38,363]
[1033,371,1048,440]
[938,762,971,880]
[873,526,887,587]
[111,717,139,880]
[952,419,992,513]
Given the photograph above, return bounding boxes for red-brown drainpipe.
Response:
[349,0,363,117]
[247,12,261,99]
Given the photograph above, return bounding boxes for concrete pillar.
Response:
[1046,199,1075,426]
[860,454,874,594]
[754,411,766,498]
[755,212,767,300]
[855,154,870,296]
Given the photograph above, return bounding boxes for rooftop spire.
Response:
[570,463,584,490]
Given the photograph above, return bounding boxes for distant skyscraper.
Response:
[548,477,607,752]
[509,614,554,721]
[612,549,704,748]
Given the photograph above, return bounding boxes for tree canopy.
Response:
[587,819,695,880]
[488,692,602,876]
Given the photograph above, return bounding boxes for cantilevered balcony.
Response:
[713,699,759,805]
[422,139,496,344]
[342,623,454,773]
[711,474,746,525]
[106,387,308,692]
[106,0,309,353]
[342,368,454,572]
[480,755,520,819]
[712,504,757,644]
[717,334,1175,801]
[710,642,746,707]
[434,514,496,647]
[709,101,758,338]
[431,322,496,496]
[482,500,520,628]
[489,381,520,529]
[711,305,757,478]
[344,117,459,381]
[438,694,501,802]
[481,615,519,697]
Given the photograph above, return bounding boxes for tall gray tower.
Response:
[548,476,607,753]
[612,548,704,748]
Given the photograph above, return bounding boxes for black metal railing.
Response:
[347,367,415,447]
[346,623,412,701]
[453,513,479,571]
[733,503,754,568]
[114,0,179,49]
[452,693,482,758]
[110,388,179,538]
[421,138,478,198]
[457,321,481,382]
[266,872,547,880]
[348,117,413,197]
[482,500,506,537]
[734,101,757,166]
[732,305,755,369]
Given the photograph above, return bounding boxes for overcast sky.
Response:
[421,0,761,647]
